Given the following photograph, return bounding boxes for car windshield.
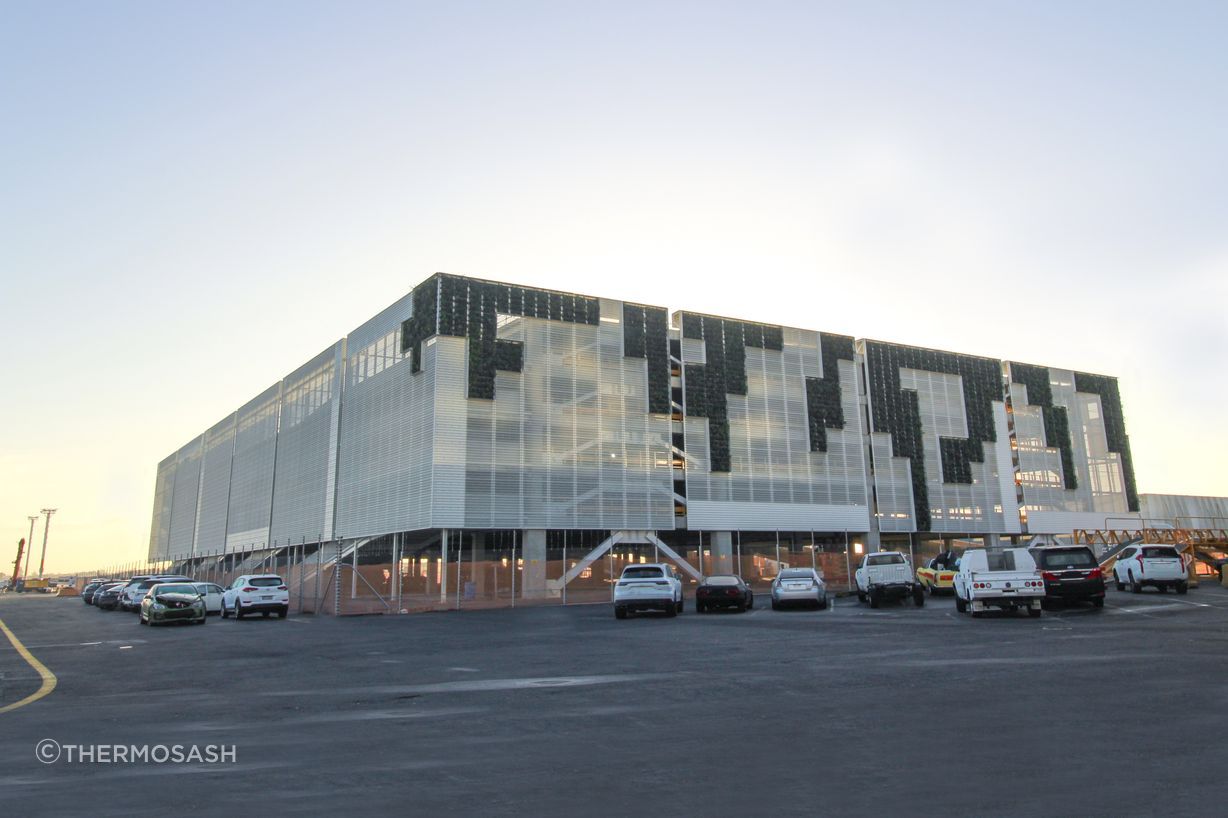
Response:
[1036,549,1096,569]
[155,585,198,596]
[867,554,905,566]
[705,576,740,586]
[779,570,812,579]
[249,577,284,587]
[622,567,664,579]
[1143,547,1180,559]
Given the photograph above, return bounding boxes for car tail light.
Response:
[1136,554,1145,568]
[727,588,738,596]
[1085,568,1101,580]
[278,585,288,591]
[1041,572,1059,582]
[242,587,258,592]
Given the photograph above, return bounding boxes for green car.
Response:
[139,583,207,626]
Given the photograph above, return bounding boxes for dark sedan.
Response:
[695,575,754,613]
[1029,545,1106,608]
[94,582,126,611]
[82,581,106,605]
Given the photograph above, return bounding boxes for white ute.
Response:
[953,547,1045,618]
[854,551,925,608]
[613,564,683,619]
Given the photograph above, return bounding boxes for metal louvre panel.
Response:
[683,325,870,531]
[147,455,177,560]
[1011,367,1131,530]
[270,344,340,546]
[226,382,281,550]
[194,413,236,553]
[335,294,434,538]
[898,368,1013,534]
[166,436,203,559]
[438,308,674,530]
[870,432,915,532]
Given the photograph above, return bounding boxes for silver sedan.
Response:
[771,568,828,610]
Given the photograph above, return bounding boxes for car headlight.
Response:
[152,603,165,611]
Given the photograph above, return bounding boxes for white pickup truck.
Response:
[953,548,1045,618]
[854,551,925,608]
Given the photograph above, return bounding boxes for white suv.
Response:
[613,564,683,619]
[222,574,290,619]
[1113,545,1188,594]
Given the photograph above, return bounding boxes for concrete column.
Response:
[710,531,733,576]
[522,529,548,598]
[984,534,1001,548]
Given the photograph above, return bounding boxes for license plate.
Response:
[261,595,273,600]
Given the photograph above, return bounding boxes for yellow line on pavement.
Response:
[0,615,58,714]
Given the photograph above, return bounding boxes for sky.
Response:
[1,1,1225,575]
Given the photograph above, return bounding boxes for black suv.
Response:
[1029,545,1106,608]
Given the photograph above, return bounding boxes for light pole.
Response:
[38,508,57,577]
[24,516,38,580]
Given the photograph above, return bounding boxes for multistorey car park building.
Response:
[147,273,1140,611]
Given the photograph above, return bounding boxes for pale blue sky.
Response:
[2,1,1225,572]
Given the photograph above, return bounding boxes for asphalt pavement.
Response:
[3,584,1228,817]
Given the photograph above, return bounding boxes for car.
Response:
[695,575,753,613]
[916,551,959,595]
[612,564,684,619]
[1029,545,1106,608]
[94,582,126,610]
[1112,545,1188,594]
[855,551,925,608]
[192,582,225,615]
[81,581,107,605]
[770,568,828,610]
[139,582,207,626]
[120,575,193,611]
[953,547,1044,618]
[222,574,290,619]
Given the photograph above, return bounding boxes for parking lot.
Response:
[3,584,1228,817]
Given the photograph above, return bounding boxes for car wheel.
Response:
[1114,571,1124,591]
[1130,572,1142,594]
[1177,581,1188,595]
[222,603,230,619]
[819,594,828,610]
[676,599,684,614]
[1092,597,1105,608]
[278,607,288,618]
[736,601,747,613]
[614,606,627,620]
[664,602,677,618]
[955,594,967,613]
[1028,606,1042,618]
[234,601,244,619]
[869,589,880,609]
[913,586,925,607]
[746,594,753,610]
[696,601,705,613]
[857,591,867,603]
[771,599,780,611]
